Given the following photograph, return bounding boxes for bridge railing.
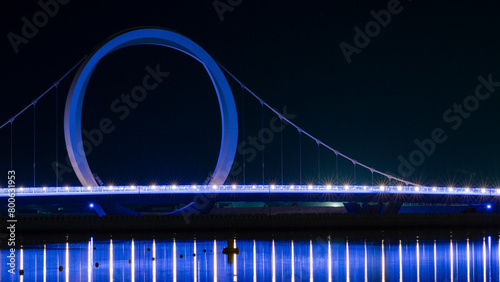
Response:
[0,185,499,197]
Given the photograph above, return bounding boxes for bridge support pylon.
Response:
[343,202,364,214]
[92,202,143,217]
[161,201,215,216]
[343,202,402,214]
[381,202,403,214]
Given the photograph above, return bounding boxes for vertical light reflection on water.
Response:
[131,239,135,282]
[309,239,313,282]
[109,239,113,282]
[483,237,486,282]
[346,239,350,282]
[473,242,476,279]
[66,241,69,282]
[329,238,332,282]
[253,240,257,282]
[233,239,237,282]
[488,236,491,282]
[450,238,453,282]
[193,240,196,282]
[434,240,437,282]
[364,240,367,282]
[455,240,458,277]
[272,239,276,282]
[153,239,157,282]
[399,240,402,282]
[213,239,217,282]
[291,240,295,282]
[20,246,23,282]
[17,233,500,281]
[56,247,60,281]
[381,239,385,282]
[416,239,420,282]
[87,240,91,282]
[44,244,47,282]
[174,239,178,282]
[467,238,470,282]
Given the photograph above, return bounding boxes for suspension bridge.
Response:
[1,27,498,216]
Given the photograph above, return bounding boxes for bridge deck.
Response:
[0,185,500,202]
[2,185,499,197]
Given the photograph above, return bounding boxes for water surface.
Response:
[2,233,499,281]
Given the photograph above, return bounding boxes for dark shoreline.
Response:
[4,212,500,235]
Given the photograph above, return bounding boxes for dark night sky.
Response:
[1,1,500,187]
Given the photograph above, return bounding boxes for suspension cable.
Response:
[280,117,283,185]
[0,56,87,132]
[217,63,417,186]
[55,83,59,187]
[353,162,356,185]
[317,142,321,184]
[241,84,245,185]
[261,102,264,184]
[299,131,302,185]
[335,152,339,185]
[33,103,36,187]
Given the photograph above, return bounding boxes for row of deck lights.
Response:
[11,185,499,194]
[136,184,496,194]
[202,184,495,193]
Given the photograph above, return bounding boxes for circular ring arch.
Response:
[64,27,238,187]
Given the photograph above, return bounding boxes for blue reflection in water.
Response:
[2,235,500,281]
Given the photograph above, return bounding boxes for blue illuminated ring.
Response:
[64,27,238,187]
